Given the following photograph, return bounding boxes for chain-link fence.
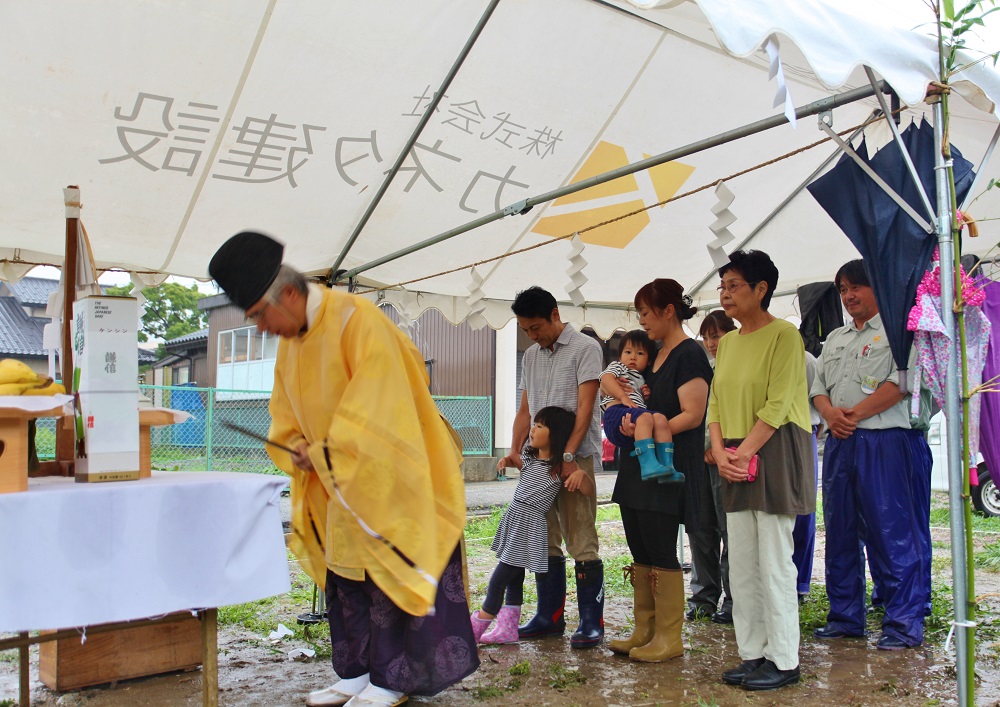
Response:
[34,385,493,473]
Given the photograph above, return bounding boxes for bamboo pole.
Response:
[55,186,79,470]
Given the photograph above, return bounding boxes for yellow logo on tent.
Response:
[531,141,695,249]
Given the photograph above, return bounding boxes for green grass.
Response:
[217,563,332,659]
[976,541,1000,571]
[929,506,1000,532]
[547,663,586,689]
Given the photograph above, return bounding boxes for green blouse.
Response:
[707,318,811,437]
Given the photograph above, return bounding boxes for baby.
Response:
[599,329,683,484]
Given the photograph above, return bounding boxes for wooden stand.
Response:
[0,404,66,494]
[38,613,202,691]
[139,409,180,478]
[4,609,218,706]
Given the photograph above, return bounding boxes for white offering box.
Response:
[72,296,140,482]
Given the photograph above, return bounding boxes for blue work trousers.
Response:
[822,428,932,645]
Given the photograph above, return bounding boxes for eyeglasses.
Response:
[716,280,757,294]
[245,301,272,324]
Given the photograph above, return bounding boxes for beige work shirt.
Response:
[809,313,914,430]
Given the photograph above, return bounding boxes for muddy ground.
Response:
[4,503,1000,706]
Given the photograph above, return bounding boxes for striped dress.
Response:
[490,454,563,573]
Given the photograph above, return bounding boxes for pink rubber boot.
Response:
[480,605,521,644]
[471,611,493,643]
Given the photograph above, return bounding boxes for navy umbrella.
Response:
[807,118,976,393]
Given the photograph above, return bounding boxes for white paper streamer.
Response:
[765,36,797,127]
[465,267,488,330]
[565,233,588,307]
[0,259,33,284]
[707,182,737,269]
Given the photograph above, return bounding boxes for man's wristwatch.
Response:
[562,452,576,463]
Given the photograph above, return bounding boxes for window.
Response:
[250,330,265,361]
[219,332,233,364]
[217,326,280,400]
[234,330,249,362]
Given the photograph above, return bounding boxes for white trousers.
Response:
[727,510,800,670]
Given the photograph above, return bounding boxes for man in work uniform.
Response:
[209,231,479,707]
[498,286,605,648]
[810,259,932,650]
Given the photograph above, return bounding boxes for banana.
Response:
[21,382,66,396]
[0,381,44,396]
[0,359,42,385]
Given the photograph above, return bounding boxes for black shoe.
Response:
[742,660,800,691]
[721,658,765,686]
[813,624,864,639]
[876,633,914,651]
[685,606,712,621]
[711,609,733,624]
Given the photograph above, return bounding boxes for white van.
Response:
[928,411,998,516]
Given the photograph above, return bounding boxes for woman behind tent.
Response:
[707,250,815,692]
[685,310,737,624]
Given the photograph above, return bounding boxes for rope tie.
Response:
[622,564,636,588]
[649,569,659,593]
[944,618,977,653]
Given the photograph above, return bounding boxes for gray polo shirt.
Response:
[809,313,914,430]
[519,323,603,460]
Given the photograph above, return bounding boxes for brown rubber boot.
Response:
[629,567,684,662]
[609,564,654,655]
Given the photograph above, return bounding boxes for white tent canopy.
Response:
[3,0,1000,338]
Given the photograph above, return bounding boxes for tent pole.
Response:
[686,116,875,297]
[337,82,882,283]
[326,0,502,283]
[932,98,971,707]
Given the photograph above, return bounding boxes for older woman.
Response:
[608,279,712,663]
[707,250,815,691]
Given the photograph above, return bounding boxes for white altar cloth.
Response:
[0,471,291,633]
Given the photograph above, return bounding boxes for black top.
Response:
[612,338,713,525]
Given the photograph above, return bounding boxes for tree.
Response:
[106,282,207,343]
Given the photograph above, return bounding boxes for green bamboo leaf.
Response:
[944,0,955,20]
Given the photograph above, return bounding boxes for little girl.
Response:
[471,406,594,644]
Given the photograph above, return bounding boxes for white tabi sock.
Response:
[332,674,370,695]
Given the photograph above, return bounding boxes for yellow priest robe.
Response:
[267,287,466,617]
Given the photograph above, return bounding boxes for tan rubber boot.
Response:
[629,567,684,662]
[609,564,654,655]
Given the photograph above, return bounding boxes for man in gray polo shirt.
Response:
[809,259,932,651]
[498,286,604,648]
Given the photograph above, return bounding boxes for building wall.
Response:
[206,304,247,389]
[381,306,495,396]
